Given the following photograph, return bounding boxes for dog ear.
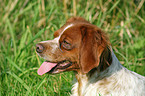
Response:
[80,26,111,74]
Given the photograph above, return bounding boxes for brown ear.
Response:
[80,26,111,74]
[98,46,112,72]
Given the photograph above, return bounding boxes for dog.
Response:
[36,17,145,96]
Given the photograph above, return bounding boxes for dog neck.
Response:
[74,50,123,96]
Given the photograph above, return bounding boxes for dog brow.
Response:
[60,24,74,36]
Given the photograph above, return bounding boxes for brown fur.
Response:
[37,17,112,74]
[36,17,145,96]
[79,25,111,74]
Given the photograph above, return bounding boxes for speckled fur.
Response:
[37,17,145,96]
[71,50,145,96]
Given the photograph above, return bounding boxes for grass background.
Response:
[0,0,145,95]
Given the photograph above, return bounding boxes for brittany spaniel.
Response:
[36,17,145,96]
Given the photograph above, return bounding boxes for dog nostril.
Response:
[36,44,44,53]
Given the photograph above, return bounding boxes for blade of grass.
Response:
[108,0,120,14]
[19,26,29,50]
[8,72,31,92]
[19,67,38,77]
[15,2,37,20]
[32,77,46,96]
[19,4,55,51]
[15,27,45,62]
[43,88,47,96]
[15,5,55,61]
[96,11,102,27]
[0,41,7,54]
[114,50,129,65]
[6,18,17,57]
[32,2,39,26]
[6,57,22,72]
[15,26,29,60]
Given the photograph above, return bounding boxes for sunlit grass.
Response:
[0,0,145,95]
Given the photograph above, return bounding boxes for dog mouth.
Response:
[37,60,72,75]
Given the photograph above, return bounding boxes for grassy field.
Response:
[0,0,145,95]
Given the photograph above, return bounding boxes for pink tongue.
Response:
[37,61,57,75]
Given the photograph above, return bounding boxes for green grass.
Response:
[0,0,145,95]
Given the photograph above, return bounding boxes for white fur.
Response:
[40,24,74,54]
[71,50,145,96]
[39,23,145,96]
[61,24,74,35]
[52,24,74,53]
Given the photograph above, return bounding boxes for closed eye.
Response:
[61,39,72,50]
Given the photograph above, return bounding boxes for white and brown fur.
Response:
[36,17,145,96]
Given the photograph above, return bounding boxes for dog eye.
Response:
[62,40,72,50]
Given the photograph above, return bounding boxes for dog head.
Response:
[36,17,112,75]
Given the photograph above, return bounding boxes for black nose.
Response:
[36,44,44,53]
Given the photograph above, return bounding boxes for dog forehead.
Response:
[54,23,74,38]
[61,24,74,35]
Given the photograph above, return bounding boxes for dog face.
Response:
[36,17,112,75]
